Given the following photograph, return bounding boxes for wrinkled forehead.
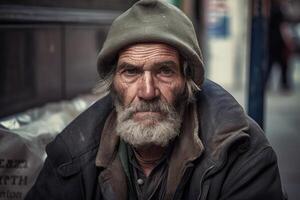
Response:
[117,43,180,65]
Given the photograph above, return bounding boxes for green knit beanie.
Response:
[97,0,204,86]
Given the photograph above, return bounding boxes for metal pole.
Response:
[248,0,267,128]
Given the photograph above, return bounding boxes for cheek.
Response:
[113,77,138,106]
[159,78,185,103]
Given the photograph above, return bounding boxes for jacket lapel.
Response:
[165,103,204,200]
[95,110,128,200]
[98,156,128,200]
[79,151,102,200]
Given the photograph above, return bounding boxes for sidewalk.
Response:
[265,88,300,200]
[228,65,300,200]
[263,56,300,200]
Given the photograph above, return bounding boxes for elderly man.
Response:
[26,0,285,199]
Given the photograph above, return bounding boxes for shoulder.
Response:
[239,117,276,169]
[219,119,283,199]
[193,81,283,199]
[195,79,272,164]
[45,95,114,174]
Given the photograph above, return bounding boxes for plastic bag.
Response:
[0,97,94,200]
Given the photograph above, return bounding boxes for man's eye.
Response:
[159,67,174,76]
[123,68,139,76]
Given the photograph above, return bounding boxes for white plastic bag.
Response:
[0,97,93,200]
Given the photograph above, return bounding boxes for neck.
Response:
[133,145,166,177]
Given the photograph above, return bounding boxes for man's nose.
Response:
[138,72,160,100]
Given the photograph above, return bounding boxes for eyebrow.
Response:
[117,60,179,71]
[117,62,138,71]
[153,61,178,68]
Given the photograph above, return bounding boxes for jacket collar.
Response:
[197,80,250,167]
[185,80,251,200]
[93,79,250,200]
[95,110,119,168]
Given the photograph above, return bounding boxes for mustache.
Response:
[128,100,172,113]
[116,99,177,122]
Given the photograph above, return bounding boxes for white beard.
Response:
[115,99,183,148]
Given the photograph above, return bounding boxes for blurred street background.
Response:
[0,0,300,199]
[205,1,300,199]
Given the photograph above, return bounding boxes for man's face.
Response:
[113,43,186,147]
[114,43,185,121]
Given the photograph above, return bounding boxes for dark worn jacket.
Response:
[25,80,284,200]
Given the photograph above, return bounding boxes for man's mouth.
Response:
[133,111,163,121]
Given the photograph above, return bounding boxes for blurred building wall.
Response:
[0,1,137,118]
[206,0,250,91]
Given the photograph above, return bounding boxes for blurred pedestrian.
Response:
[266,0,293,91]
